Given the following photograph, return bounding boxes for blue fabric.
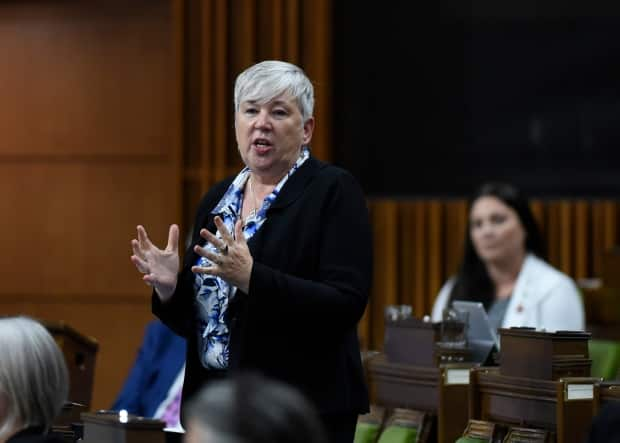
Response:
[194,147,309,370]
[111,320,186,417]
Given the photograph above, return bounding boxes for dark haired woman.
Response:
[431,182,584,332]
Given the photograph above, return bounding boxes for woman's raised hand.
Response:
[131,224,180,301]
[191,217,253,293]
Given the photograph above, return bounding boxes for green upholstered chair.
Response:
[354,421,383,443]
[375,408,429,443]
[376,425,417,443]
[354,404,386,443]
[589,339,620,380]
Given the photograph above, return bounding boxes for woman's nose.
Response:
[254,110,271,129]
[481,223,496,236]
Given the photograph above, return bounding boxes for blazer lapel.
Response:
[268,156,324,211]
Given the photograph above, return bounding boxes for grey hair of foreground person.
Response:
[234,60,315,123]
[185,373,327,443]
[0,316,69,439]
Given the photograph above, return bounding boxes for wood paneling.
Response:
[0,0,182,409]
[0,163,177,296]
[0,2,175,158]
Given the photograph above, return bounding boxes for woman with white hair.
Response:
[131,60,372,442]
[0,316,68,443]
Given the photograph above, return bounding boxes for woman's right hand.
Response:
[130,224,180,301]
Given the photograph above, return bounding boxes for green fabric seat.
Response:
[590,339,620,380]
[376,425,418,443]
[354,422,382,443]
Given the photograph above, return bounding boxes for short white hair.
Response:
[0,317,69,438]
[234,60,315,122]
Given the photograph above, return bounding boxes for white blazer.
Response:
[430,254,585,332]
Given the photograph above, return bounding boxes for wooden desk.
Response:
[368,354,473,443]
[469,367,598,443]
[45,321,99,407]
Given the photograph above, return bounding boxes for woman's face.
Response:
[235,92,314,180]
[469,196,527,264]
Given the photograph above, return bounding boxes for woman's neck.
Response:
[485,251,526,299]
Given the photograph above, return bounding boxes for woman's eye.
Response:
[490,214,506,224]
[272,109,288,117]
[244,108,258,115]
[471,219,483,229]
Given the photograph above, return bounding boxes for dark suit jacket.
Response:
[153,156,372,416]
[7,428,64,443]
[111,320,186,417]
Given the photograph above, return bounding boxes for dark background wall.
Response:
[333,1,620,197]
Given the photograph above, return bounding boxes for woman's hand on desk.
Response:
[131,224,180,301]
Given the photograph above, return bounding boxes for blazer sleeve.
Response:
[538,275,585,332]
[248,171,372,330]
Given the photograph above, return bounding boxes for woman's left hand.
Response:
[191,216,253,293]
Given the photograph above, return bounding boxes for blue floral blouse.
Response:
[194,147,309,369]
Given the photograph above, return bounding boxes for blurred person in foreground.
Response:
[130,60,372,442]
[0,316,68,443]
[184,373,327,443]
[431,182,584,332]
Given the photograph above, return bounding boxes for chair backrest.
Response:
[456,419,507,443]
[502,426,550,443]
[589,339,620,380]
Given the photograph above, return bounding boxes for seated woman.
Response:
[431,182,585,332]
[0,316,68,443]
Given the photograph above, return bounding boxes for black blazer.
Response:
[7,428,64,443]
[153,156,372,416]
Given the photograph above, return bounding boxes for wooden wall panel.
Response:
[0,163,177,296]
[0,0,182,410]
[0,2,175,158]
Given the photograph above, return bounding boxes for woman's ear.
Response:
[302,117,315,145]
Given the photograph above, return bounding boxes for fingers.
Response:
[191,264,215,275]
[142,273,155,286]
[193,245,222,265]
[214,216,235,244]
[136,225,155,250]
[131,239,146,261]
[166,224,179,252]
[234,219,244,242]
[130,254,150,274]
[200,228,227,252]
